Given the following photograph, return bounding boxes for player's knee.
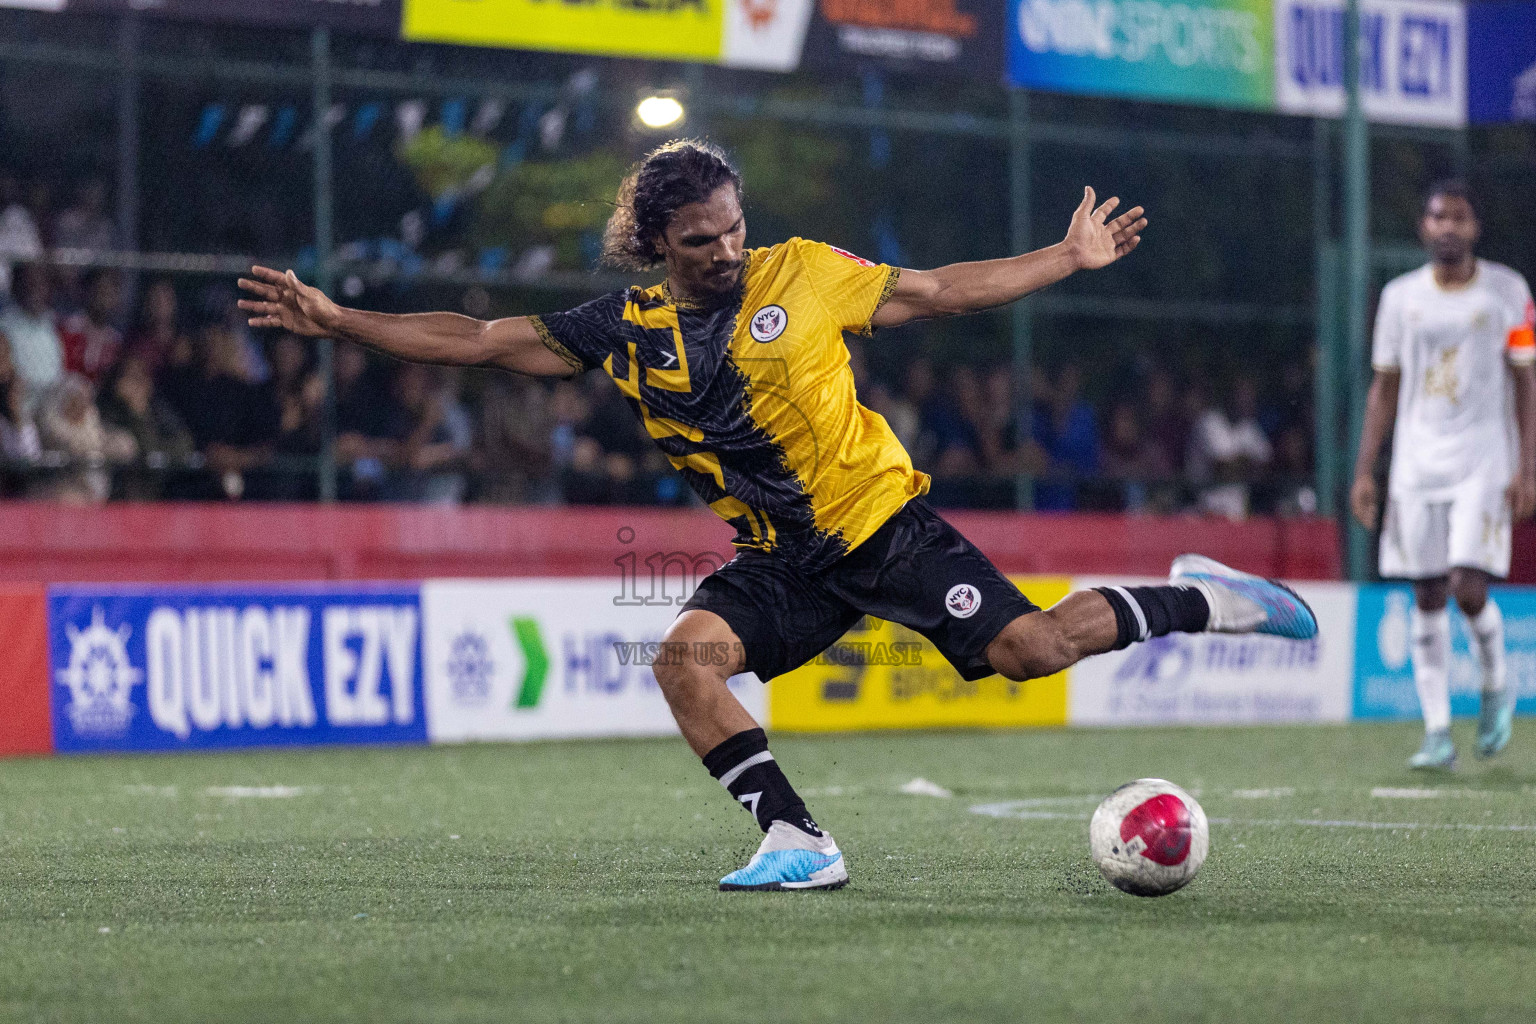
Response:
[987,613,1076,682]
[651,653,716,711]
[1449,570,1489,615]
[1414,577,1450,612]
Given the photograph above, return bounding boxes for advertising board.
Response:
[403,0,723,62]
[1467,0,1536,124]
[1353,584,1536,720]
[1007,0,1276,108]
[421,579,766,742]
[769,576,1072,732]
[48,584,427,753]
[1068,578,1356,726]
[1274,0,1465,126]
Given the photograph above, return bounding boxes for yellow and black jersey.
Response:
[530,237,930,573]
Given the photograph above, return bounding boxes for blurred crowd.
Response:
[0,173,1315,516]
[846,341,1316,519]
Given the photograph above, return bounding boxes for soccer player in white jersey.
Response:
[1352,181,1536,769]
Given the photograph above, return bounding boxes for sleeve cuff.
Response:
[856,266,902,337]
[528,315,586,374]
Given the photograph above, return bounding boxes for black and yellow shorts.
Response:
[682,498,1039,682]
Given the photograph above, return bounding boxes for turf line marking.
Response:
[899,778,953,798]
[1226,817,1536,833]
[968,802,1536,833]
[204,786,311,799]
[1231,788,1296,799]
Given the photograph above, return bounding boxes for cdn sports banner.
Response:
[1006,0,1277,108]
[420,579,766,742]
[1068,578,1355,726]
[47,584,426,754]
[1354,584,1536,720]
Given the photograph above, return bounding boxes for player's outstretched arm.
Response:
[236,266,576,377]
[1350,369,1401,529]
[872,187,1145,329]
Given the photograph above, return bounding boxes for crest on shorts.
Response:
[749,305,788,343]
[945,584,981,619]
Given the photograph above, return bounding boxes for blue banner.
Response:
[1467,0,1536,124]
[49,584,426,753]
[1353,584,1536,720]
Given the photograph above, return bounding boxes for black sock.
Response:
[1094,585,1210,650]
[702,728,821,837]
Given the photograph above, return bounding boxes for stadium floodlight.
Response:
[635,94,685,130]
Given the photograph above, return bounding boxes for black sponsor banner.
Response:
[801,0,1004,80]
[65,0,401,34]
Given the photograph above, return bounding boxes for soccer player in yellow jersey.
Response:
[240,140,1317,891]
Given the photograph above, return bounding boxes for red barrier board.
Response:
[0,503,1342,582]
[0,585,52,756]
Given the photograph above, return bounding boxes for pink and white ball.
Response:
[1089,779,1209,897]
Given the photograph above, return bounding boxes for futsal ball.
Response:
[1089,778,1208,897]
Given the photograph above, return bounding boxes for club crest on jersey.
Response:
[945,584,981,619]
[750,304,788,343]
[829,246,875,268]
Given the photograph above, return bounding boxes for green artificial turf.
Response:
[1,722,1533,1023]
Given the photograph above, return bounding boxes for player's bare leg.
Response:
[1449,567,1514,758]
[651,609,757,757]
[654,610,846,891]
[986,555,1318,682]
[984,591,1119,680]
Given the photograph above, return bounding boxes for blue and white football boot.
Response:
[1170,554,1319,640]
[719,821,848,892]
[1476,687,1515,760]
[1410,728,1458,770]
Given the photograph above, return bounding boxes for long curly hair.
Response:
[600,139,742,271]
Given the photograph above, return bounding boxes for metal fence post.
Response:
[115,12,140,269]
[1312,118,1339,518]
[312,26,338,503]
[1009,88,1034,512]
[1342,0,1372,581]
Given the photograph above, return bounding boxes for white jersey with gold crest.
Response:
[1372,259,1535,499]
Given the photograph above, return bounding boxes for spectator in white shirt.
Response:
[0,174,43,300]
[1187,376,1273,519]
[0,263,64,409]
[35,372,135,503]
[0,328,41,464]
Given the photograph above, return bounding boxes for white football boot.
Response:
[1170,554,1318,640]
[718,821,848,891]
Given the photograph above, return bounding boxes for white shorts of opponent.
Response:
[1379,477,1513,580]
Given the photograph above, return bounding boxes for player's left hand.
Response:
[1064,187,1146,271]
[1507,471,1536,521]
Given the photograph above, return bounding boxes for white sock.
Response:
[1467,600,1507,696]
[1411,607,1452,734]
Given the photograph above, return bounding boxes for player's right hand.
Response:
[1350,474,1380,530]
[237,266,338,338]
